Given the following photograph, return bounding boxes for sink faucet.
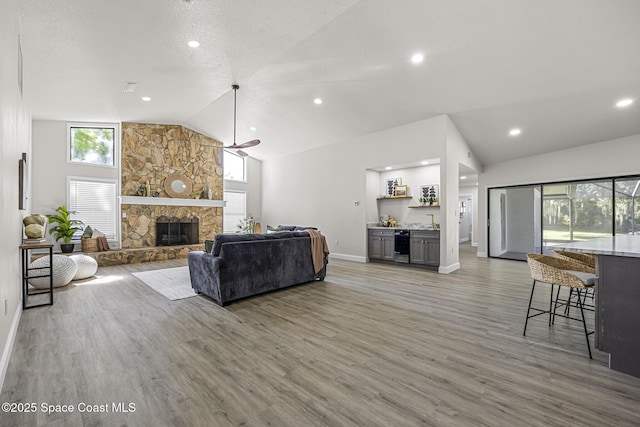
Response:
[426,213,436,229]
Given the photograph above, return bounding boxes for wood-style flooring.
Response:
[2,244,639,426]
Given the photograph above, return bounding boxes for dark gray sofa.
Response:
[188,231,327,305]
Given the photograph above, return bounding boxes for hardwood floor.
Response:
[2,244,639,426]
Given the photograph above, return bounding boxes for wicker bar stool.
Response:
[553,250,597,312]
[524,253,597,358]
[552,250,596,270]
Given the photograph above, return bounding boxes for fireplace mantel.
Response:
[120,196,226,208]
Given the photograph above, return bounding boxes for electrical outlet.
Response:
[335,240,339,246]
[122,212,127,218]
[4,299,7,316]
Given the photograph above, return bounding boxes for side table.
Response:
[20,242,54,309]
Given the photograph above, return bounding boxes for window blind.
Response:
[68,178,118,240]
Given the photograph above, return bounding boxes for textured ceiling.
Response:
[19,0,640,165]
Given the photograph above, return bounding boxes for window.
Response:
[67,122,118,167]
[542,180,612,247]
[68,177,118,241]
[223,190,246,233]
[224,150,245,182]
[614,178,640,235]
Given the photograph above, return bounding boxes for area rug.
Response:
[132,266,198,300]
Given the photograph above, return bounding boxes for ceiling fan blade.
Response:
[235,139,260,149]
[237,150,249,157]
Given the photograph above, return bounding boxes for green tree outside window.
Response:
[70,127,114,166]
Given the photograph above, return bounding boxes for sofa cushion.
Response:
[263,231,294,239]
[211,233,265,256]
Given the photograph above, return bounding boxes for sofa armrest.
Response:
[188,251,224,304]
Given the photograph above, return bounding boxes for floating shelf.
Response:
[408,205,440,208]
[120,196,226,208]
[376,196,411,200]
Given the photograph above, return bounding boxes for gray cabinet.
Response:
[410,230,440,266]
[368,229,395,261]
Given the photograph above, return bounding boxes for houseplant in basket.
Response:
[47,205,84,253]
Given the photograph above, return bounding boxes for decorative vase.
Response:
[60,243,74,253]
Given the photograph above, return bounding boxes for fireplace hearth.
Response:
[155,216,199,246]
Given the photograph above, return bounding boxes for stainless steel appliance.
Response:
[394,230,410,263]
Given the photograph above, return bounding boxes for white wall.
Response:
[224,156,262,227]
[31,120,120,251]
[442,116,483,271]
[478,133,640,256]
[0,0,31,391]
[262,115,448,262]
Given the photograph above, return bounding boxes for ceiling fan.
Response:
[224,84,260,157]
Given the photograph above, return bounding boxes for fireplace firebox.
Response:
[155,216,199,246]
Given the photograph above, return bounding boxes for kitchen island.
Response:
[554,235,640,378]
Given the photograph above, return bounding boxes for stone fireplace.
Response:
[155,216,199,246]
[119,123,224,250]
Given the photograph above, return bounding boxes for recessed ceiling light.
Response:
[460,176,467,180]
[616,98,634,108]
[384,166,392,170]
[188,40,200,48]
[411,53,424,64]
[420,160,429,165]
[249,126,256,131]
[509,128,522,136]
[314,98,323,105]
[141,96,151,102]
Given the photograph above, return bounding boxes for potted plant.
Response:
[47,205,84,253]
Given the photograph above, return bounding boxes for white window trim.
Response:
[67,175,121,244]
[66,122,120,169]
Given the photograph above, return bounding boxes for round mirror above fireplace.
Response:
[164,173,192,198]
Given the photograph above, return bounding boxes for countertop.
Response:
[553,235,640,258]
[367,226,440,231]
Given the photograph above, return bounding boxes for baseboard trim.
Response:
[0,304,22,394]
[476,251,488,258]
[439,263,460,274]
[329,253,367,263]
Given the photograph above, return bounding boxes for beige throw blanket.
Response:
[306,229,329,274]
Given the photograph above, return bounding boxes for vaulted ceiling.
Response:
[19,0,640,165]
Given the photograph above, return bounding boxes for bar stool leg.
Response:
[548,283,555,326]
[576,290,593,359]
[523,280,537,336]
[552,284,562,325]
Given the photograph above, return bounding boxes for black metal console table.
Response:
[20,242,54,309]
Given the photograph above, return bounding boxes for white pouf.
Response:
[28,255,77,289]
[69,254,98,280]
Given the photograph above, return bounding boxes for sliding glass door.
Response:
[488,177,632,260]
[542,180,613,254]
[614,178,640,235]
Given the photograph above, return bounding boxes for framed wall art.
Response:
[394,185,408,197]
[386,177,402,197]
